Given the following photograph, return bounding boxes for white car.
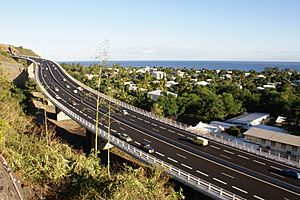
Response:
[54,87,59,92]
[117,133,132,142]
[77,86,83,91]
[66,85,70,88]
[63,78,67,82]
[55,95,61,100]
[73,89,78,94]
[123,110,129,115]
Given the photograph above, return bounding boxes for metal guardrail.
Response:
[15,55,246,200]
[52,59,300,168]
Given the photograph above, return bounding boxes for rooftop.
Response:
[244,127,300,147]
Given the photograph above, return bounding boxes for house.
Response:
[226,112,270,127]
[166,81,179,87]
[172,70,185,78]
[244,127,300,159]
[256,74,266,79]
[275,116,286,124]
[85,74,98,80]
[151,71,166,80]
[136,66,151,73]
[209,121,239,132]
[263,84,276,89]
[194,81,209,86]
[147,90,177,101]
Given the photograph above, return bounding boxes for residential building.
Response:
[194,81,209,86]
[166,81,179,87]
[147,89,177,101]
[209,121,239,132]
[244,127,300,159]
[151,71,166,80]
[226,112,270,127]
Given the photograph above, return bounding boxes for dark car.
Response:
[281,169,300,179]
[141,142,154,154]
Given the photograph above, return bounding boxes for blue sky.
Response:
[1,0,300,61]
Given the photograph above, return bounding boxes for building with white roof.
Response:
[244,127,300,158]
[151,71,166,80]
[166,81,179,87]
[226,112,269,127]
[147,90,177,101]
[194,81,209,86]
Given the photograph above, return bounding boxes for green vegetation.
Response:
[62,63,300,135]
[0,68,182,199]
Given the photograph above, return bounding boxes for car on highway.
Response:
[71,100,77,106]
[73,89,78,94]
[77,86,83,91]
[122,110,129,115]
[66,85,70,88]
[63,78,67,82]
[187,136,208,146]
[140,142,154,154]
[281,169,300,179]
[55,94,61,100]
[117,132,132,142]
[54,87,59,92]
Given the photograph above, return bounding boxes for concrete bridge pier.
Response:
[26,60,35,79]
[56,107,71,121]
[86,130,114,151]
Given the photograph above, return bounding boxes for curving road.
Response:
[16,55,300,200]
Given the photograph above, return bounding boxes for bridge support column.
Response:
[87,130,114,151]
[56,107,71,121]
[26,60,35,79]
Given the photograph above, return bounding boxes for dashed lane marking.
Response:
[144,139,151,143]
[220,154,231,160]
[221,172,235,179]
[254,195,265,200]
[155,151,165,157]
[151,123,158,127]
[159,126,166,130]
[270,172,285,179]
[196,170,209,177]
[211,145,220,150]
[223,149,234,155]
[213,178,227,185]
[237,154,249,160]
[176,153,187,159]
[167,157,178,163]
[181,163,192,170]
[134,141,141,145]
[232,186,248,194]
[168,129,175,133]
[177,133,185,137]
[253,160,266,166]
[144,120,150,123]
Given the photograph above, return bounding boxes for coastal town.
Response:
[62,63,300,162]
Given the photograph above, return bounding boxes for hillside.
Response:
[0,47,183,199]
[0,44,39,82]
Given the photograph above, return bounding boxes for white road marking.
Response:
[210,145,220,150]
[253,160,266,166]
[120,127,125,131]
[159,126,166,130]
[177,133,185,137]
[167,157,178,163]
[151,123,158,127]
[155,151,165,157]
[270,172,285,179]
[111,129,116,133]
[168,129,175,133]
[152,128,159,132]
[213,178,227,185]
[254,195,265,200]
[131,115,137,118]
[196,170,209,177]
[232,186,248,194]
[134,141,141,145]
[176,153,187,159]
[237,154,249,160]
[130,118,135,122]
[144,139,151,143]
[220,154,231,160]
[104,125,108,128]
[144,120,150,123]
[181,163,192,170]
[223,149,234,155]
[221,172,235,179]
[137,117,142,120]
[270,165,282,171]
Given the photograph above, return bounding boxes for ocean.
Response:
[58,60,300,72]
